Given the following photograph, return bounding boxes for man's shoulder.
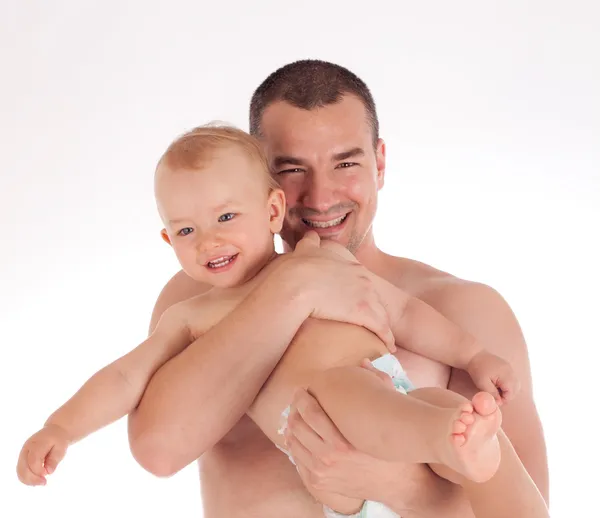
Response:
[384,254,503,316]
[386,253,522,355]
[382,254,460,294]
[149,270,213,333]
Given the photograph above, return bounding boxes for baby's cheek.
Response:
[174,247,194,268]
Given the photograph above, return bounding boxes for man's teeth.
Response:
[302,214,347,229]
[207,255,235,268]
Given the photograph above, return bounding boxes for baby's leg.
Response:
[409,387,503,484]
[307,366,501,483]
[410,387,549,518]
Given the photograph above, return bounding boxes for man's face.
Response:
[258,94,385,254]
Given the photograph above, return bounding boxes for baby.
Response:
[18,125,523,518]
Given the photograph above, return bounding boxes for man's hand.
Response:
[280,232,395,352]
[284,387,406,507]
[466,350,521,405]
[283,360,396,504]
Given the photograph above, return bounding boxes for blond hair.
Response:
[157,123,279,190]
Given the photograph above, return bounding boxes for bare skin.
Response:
[142,254,547,518]
[124,259,504,516]
[129,95,549,517]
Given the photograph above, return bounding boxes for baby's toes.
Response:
[459,402,474,414]
[451,432,467,447]
[452,417,468,435]
[459,411,475,426]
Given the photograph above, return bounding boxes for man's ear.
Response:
[375,138,386,190]
[268,188,286,234]
[161,229,172,246]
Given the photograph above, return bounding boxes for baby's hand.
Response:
[466,351,521,405]
[17,424,70,486]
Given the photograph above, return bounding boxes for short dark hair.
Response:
[249,59,379,146]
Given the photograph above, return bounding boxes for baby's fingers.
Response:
[27,442,52,478]
[17,447,46,486]
[44,443,67,475]
[475,375,501,402]
[497,375,522,404]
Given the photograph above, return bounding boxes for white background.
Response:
[1,1,598,517]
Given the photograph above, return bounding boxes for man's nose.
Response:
[299,171,339,213]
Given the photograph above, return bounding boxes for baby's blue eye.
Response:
[178,227,194,236]
[218,213,235,222]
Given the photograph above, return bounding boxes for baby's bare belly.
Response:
[248,318,388,445]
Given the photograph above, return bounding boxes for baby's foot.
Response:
[444,392,502,483]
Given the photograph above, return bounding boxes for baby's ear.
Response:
[160,229,172,246]
[268,188,286,234]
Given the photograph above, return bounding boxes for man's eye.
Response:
[337,162,357,169]
[218,213,236,223]
[178,227,194,236]
[278,168,304,175]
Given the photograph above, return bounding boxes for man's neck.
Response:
[352,232,385,271]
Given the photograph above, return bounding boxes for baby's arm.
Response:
[16,303,192,486]
[370,273,519,402]
[313,240,518,401]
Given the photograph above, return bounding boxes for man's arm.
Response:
[128,234,393,477]
[440,282,549,504]
[128,265,313,476]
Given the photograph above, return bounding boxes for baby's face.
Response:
[156,148,285,288]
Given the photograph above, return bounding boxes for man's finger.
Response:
[294,231,320,252]
[293,389,351,449]
[320,240,358,263]
[285,430,321,471]
[294,462,324,494]
[361,302,395,351]
[382,328,396,352]
[286,408,330,459]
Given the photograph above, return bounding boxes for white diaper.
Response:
[323,500,400,518]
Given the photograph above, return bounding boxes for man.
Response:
[127,60,548,517]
